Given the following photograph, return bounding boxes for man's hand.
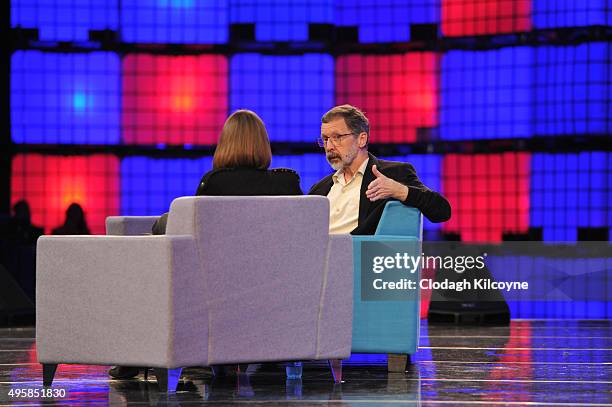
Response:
[366,165,409,202]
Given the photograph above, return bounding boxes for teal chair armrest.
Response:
[375,202,422,239]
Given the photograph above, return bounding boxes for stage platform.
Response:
[0,320,610,405]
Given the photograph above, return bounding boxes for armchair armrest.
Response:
[106,216,159,236]
[36,235,208,368]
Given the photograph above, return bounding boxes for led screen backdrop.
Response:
[121,0,228,44]
[122,54,228,145]
[11,154,119,235]
[442,153,531,242]
[121,157,213,216]
[442,0,531,36]
[230,0,333,41]
[531,152,612,241]
[336,53,439,143]
[11,51,121,145]
[8,0,611,318]
[11,0,119,42]
[13,0,612,44]
[535,42,611,136]
[532,0,611,29]
[337,0,439,43]
[230,53,334,142]
[440,46,533,140]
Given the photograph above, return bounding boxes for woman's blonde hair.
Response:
[212,109,272,170]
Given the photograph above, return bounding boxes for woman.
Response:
[109,109,302,379]
[150,109,302,235]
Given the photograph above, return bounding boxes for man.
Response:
[309,105,451,234]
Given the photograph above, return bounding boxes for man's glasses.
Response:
[317,132,355,148]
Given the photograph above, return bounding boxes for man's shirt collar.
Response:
[332,157,369,185]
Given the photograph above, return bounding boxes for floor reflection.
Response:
[103,363,422,406]
[0,320,610,405]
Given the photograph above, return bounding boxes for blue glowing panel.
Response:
[121,0,228,44]
[11,51,120,144]
[271,154,332,193]
[381,155,442,233]
[508,301,612,319]
[121,157,213,216]
[11,0,118,42]
[230,54,334,142]
[535,42,611,136]
[440,47,533,140]
[230,0,333,41]
[533,0,611,28]
[337,0,439,43]
[530,153,612,241]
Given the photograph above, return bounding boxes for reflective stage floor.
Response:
[0,320,611,406]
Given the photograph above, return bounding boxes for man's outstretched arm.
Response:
[366,164,451,223]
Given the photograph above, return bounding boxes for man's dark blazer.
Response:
[308,153,451,235]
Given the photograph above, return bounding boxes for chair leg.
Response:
[42,364,58,386]
[327,359,343,383]
[153,368,182,392]
[210,365,224,377]
[387,354,410,373]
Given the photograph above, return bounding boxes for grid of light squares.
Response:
[530,152,612,241]
[230,53,334,142]
[11,51,121,144]
[230,0,333,41]
[440,46,533,140]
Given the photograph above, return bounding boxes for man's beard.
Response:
[326,143,359,171]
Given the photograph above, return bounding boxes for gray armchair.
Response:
[36,196,353,391]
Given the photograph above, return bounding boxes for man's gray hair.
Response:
[321,105,370,145]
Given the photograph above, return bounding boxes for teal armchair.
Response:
[351,201,423,372]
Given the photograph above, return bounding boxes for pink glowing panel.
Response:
[442,0,531,37]
[336,53,438,144]
[11,154,119,235]
[122,54,228,145]
[442,153,531,242]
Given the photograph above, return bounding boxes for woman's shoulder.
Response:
[196,168,231,193]
[204,167,299,181]
[197,167,302,195]
[262,168,302,194]
[267,167,300,181]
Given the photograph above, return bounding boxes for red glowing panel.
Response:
[122,54,228,145]
[442,153,530,242]
[336,53,439,143]
[11,154,119,235]
[442,0,531,36]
